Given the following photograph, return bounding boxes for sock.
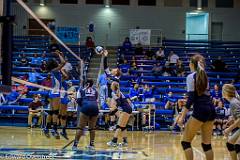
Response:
[46,123,51,129]
[62,127,66,134]
[123,137,128,143]
[112,137,118,143]
[73,141,78,147]
[53,123,58,131]
[90,140,95,146]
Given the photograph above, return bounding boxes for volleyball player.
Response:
[177,54,216,160]
[43,50,66,139]
[107,82,132,147]
[103,50,122,128]
[59,81,69,139]
[72,79,99,150]
[222,84,240,160]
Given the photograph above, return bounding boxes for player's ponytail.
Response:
[190,54,208,96]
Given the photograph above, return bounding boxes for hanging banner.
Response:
[56,27,80,43]
[129,29,151,45]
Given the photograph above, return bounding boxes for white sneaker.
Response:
[107,141,117,147]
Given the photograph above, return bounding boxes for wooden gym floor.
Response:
[0,127,231,160]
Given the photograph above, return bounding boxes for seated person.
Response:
[168,51,179,66]
[213,101,228,136]
[28,94,47,128]
[128,84,140,101]
[152,62,163,77]
[134,43,143,55]
[162,61,174,76]
[211,84,222,106]
[170,93,188,132]
[31,53,42,66]
[20,53,29,66]
[141,84,155,128]
[4,83,28,104]
[119,60,131,76]
[40,60,48,73]
[41,52,48,62]
[145,48,154,60]
[211,56,227,72]
[155,47,165,60]
[28,68,44,84]
[122,37,132,51]
[176,60,185,77]
[164,92,177,110]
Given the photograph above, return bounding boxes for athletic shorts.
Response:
[192,96,216,122]
[121,105,132,114]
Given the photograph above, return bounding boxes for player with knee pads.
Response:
[177,54,216,160]
[107,82,132,147]
[44,49,66,139]
[222,84,240,160]
[59,81,69,139]
[72,79,99,150]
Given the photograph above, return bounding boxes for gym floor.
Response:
[0,127,231,160]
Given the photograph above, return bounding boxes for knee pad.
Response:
[48,111,53,116]
[120,127,127,131]
[61,116,67,120]
[235,144,240,154]
[201,143,212,152]
[181,141,191,150]
[52,110,59,115]
[116,125,126,131]
[88,128,96,131]
[226,142,235,152]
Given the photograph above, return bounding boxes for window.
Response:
[28,19,55,36]
[60,0,78,4]
[189,0,208,7]
[112,0,129,5]
[138,0,156,6]
[86,0,104,4]
[164,0,183,7]
[216,0,233,8]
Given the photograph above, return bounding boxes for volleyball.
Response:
[95,46,104,55]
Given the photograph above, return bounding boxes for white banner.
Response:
[129,29,151,45]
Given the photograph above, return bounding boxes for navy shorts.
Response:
[192,96,216,122]
[121,105,132,114]
[81,101,99,117]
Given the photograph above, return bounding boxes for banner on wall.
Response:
[56,27,80,43]
[129,29,151,45]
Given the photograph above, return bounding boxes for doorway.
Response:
[211,22,223,41]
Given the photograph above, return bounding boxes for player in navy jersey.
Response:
[177,54,216,160]
[43,50,66,139]
[107,82,132,147]
[222,84,240,160]
[72,79,99,150]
